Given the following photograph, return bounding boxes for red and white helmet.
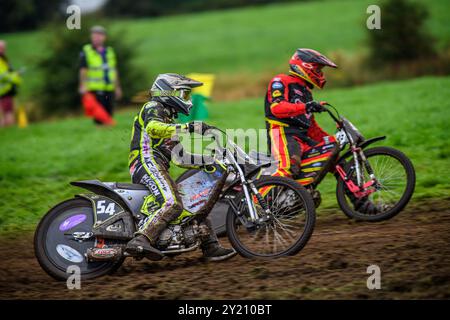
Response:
[289,48,337,89]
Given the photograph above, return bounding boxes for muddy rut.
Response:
[1,198,449,299]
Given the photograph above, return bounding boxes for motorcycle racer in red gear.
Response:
[264,48,380,213]
[264,48,338,186]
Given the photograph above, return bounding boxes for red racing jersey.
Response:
[264,73,331,147]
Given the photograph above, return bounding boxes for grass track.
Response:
[0,76,449,232]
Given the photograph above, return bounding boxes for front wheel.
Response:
[34,198,124,281]
[226,176,316,258]
[336,146,415,221]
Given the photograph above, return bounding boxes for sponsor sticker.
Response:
[304,172,317,178]
[272,82,283,89]
[59,214,86,232]
[294,88,304,96]
[272,90,282,98]
[56,244,84,263]
[308,152,320,157]
[129,161,137,175]
[93,248,117,257]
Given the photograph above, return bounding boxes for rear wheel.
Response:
[34,198,124,281]
[226,176,315,258]
[336,146,415,221]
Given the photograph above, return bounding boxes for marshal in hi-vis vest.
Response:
[0,56,21,97]
[82,44,117,92]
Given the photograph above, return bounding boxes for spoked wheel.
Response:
[226,176,316,258]
[34,198,124,281]
[336,146,415,221]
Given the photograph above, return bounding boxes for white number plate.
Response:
[335,129,348,147]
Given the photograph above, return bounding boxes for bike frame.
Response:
[308,105,385,199]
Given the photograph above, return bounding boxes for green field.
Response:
[1,0,449,99]
[1,76,449,233]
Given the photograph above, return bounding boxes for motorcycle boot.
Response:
[198,218,236,262]
[126,195,183,261]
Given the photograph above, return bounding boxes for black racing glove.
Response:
[187,121,214,135]
[306,101,326,113]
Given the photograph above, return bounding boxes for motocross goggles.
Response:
[151,89,192,101]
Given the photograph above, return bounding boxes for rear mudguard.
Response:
[337,136,386,163]
[71,180,149,240]
[76,194,136,241]
[71,180,143,216]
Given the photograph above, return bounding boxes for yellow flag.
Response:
[17,105,28,128]
[186,73,215,98]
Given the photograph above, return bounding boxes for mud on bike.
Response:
[35,126,316,280]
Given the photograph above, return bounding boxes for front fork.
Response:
[242,182,258,221]
[336,147,378,198]
[227,178,271,227]
[227,148,269,223]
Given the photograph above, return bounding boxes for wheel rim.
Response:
[347,153,408,215]
[43,204,110,275]
[232,184,309,257]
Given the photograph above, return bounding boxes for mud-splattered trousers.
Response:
[128,100,218,245]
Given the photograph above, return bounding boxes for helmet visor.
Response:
[150,89,192,101]
[178,89,192,102]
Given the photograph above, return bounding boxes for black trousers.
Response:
[92,91,114,125]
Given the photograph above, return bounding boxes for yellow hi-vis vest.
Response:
[83,44,117,92]
[0,56,21,97]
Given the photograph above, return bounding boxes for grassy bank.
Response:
[1,0,449,99]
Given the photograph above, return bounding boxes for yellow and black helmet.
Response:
[150,73,203,115]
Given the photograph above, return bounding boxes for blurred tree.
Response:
[37,21,143,115]
[0,0,66,33]
[103,0,302,17]
[0,0,305,32]
[368,0,436,65]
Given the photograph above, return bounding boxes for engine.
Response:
[156,224,199,250]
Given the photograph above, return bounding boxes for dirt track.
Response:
[1,198,449,299]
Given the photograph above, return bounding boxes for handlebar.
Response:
[321,102,342,124]
[199,124,253,165]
